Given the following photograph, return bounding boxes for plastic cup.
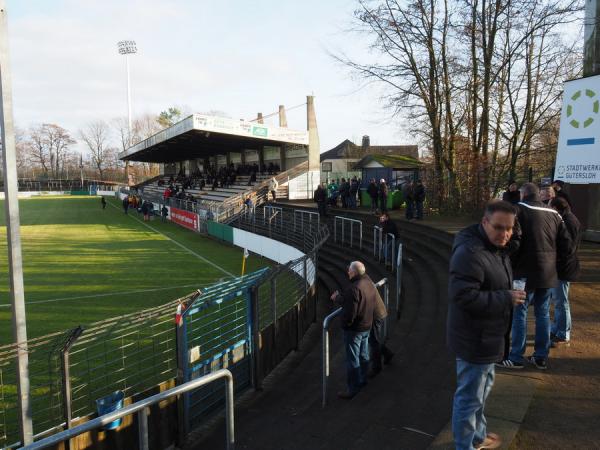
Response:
[512,278,526,291]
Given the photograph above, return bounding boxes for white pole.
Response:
[0,1,33,444]
[126,54,132,138]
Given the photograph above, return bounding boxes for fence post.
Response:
[384,283,390,339]
[396,243,403,319]
[175,313,189,443]
[137,407,149,450]
[249,285,262,390]
[60,326,83,450]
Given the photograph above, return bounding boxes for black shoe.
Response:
[495,359,524,369]
[368,368,381,378]
[383,352,394,365]
[550,337,570,348]
[528,356,547,370]
[337,391,356,399]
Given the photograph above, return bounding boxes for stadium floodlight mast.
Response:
[0,0,34,445]
[117,40,137,142]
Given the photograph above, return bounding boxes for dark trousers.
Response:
[370,195,378,211]
[317,201,326,217]
[380,195,388,212]
[405,200,414,219]
[370,318,393,371]
[416,200,424,219]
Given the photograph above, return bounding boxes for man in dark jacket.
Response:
[448,200,525,450]
[330,261,376,399]
[549,197,581,346]
[379,212,399,264]
[502,181,520,205]
[314,183,327,217]
[414,180,426,220]
[551,180,572,208]
[402,181,414,220]
[367,179,378,212]
[503,182,573,370]
[369,285,394,376]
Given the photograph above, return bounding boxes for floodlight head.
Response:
[118,40,137,55]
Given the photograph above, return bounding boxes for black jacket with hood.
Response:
[447,224,513,364]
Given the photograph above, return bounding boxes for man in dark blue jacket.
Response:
[448,201,526,450]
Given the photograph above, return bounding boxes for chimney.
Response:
[257,113,264,124]
[362,135,370,149]
[278,105,288,127]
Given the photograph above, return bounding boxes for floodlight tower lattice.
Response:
[118,40,137,185]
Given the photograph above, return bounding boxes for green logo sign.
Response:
[566,89,599,129]
[252,126,268,137]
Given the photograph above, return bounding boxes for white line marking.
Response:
[0,284,201,307]
[108,200,234,277]
[402,427,436,437]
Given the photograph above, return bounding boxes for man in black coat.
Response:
[378,179,389,213]
[414,179,426,220]
[448,200,526,450]
[313,183,327,217]
[505,183,573,370]
[551,180,572,208]
[330,261,376,399]
[549,197,581,346]
[367,179,378,213]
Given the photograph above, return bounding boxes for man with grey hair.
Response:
[330,261,376,399]
[499,182,573,370]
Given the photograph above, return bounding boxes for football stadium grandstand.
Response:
[1,97,456,450]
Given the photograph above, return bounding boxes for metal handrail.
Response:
[322,307,342,408]
[333,216,362,249]
[374,278,390,339]
[396,243,404,318]
[384,233,396,270]
[373,226,381,259]
[294,209,320,233]
[22,369,235,450]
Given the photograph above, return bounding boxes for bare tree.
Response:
[79,121,113,180]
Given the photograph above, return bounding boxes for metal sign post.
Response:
[0,1,33,444]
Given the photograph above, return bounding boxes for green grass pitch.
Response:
[0,196,268,345]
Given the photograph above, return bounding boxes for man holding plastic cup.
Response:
[448,200,526,450]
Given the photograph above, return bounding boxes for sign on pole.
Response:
[555,74,600,184]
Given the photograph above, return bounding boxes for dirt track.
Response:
[509,242,600,449]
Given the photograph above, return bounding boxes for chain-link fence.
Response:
[0,206,328,448]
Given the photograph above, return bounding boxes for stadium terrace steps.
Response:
[189,206,456,450]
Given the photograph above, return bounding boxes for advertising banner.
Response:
[555,74,600,184]
[170,207,199,231]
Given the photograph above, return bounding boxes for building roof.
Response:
[354,154,423,170]
[119,114,309,163]
[320,139,418,162]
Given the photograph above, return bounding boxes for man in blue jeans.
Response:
[448,201,526,449]
[500,183,573,370]
[330,261,376,399]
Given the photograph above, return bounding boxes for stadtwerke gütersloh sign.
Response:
[555,73,600,184]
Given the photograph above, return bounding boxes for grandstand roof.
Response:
[119,114,309,163]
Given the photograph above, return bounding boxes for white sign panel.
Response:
[555,74,600,184]
[193,115,309,145]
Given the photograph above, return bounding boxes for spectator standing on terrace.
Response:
[122,196,129,214]
[379,212,398,262]
[448,200,525,450]
[269,177,279,203]
[402,180,414,220]
[349,177,359,209]
[339,178,349,208]
[370,284,394,377]
[551,180,572,208]
[101,197,106,210]
[502,183,573,370]
[314,183,327,217]
[502,181,520,205]
[414,180,426,220]
[330,261,376,399]
[367,179,378,213]
[378,179,389,213]
[549,197,581,346]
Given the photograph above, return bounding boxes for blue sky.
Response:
[6,0,410,152]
